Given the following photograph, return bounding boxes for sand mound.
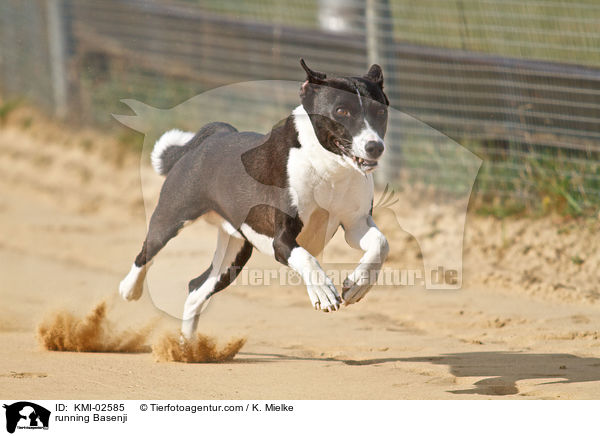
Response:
[37,301,152,353]
[153,332,246,363]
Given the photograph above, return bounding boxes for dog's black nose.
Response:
[365,141,384,159]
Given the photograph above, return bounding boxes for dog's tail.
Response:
[151,122,237,176]
[151,129,194,175]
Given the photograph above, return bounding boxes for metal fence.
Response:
[1,0,599,211]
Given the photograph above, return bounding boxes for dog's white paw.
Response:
[119,280,143,301]
[119,264,146,301]
[342,270,374,305]
[306,277,341,312]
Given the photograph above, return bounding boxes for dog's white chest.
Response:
[287,148,373,255]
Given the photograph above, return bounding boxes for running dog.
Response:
[119,60,390,339]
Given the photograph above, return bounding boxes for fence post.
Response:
[46,0,68,118]
[366,0,399,187]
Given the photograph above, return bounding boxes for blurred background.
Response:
[1,0,599,216]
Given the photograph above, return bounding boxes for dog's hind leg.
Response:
[181,228,253,339]
[120,199,203,301]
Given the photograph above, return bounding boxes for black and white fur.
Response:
[119,60,390,339]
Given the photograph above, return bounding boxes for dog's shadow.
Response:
[237,351,600,396]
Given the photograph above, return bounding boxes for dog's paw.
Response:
[119,264,145,301]
[306,278,341,312]
[119,279,143,301]
[341,275,373,305]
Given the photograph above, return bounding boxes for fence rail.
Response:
[1,0,599,210]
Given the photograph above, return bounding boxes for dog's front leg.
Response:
[342,215,389,305]
[273,214,341,312]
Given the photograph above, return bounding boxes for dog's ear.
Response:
[300,59,327,85]
[364,64,384,88]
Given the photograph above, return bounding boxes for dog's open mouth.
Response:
[333,138,378,172]
[352,156,378,170]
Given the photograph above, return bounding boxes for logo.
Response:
[3,402,50,433]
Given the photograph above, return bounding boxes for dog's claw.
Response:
[326,303,339,312]
[321,301,340,312]
[307,280,341,313]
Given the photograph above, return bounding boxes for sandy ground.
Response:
[2,112,600,400]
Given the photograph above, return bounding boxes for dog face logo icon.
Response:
[3,402,50,433]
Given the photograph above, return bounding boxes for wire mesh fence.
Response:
[1,0,599,213]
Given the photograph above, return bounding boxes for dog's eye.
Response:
[336,107,350,117]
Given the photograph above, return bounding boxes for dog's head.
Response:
[298,59,389,173]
